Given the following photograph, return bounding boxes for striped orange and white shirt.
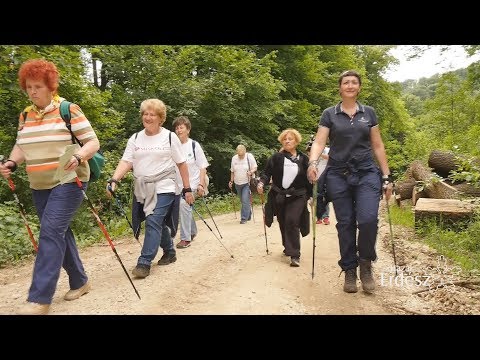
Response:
[16,101,98,190]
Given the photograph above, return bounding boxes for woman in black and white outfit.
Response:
[257,128,312,267]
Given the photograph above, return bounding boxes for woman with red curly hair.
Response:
[0,59,100,315]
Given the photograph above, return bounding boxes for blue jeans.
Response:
[234,183,251,222]
[138,193,175,267]
[179,197,197,241]
[327,168,381,271]
[29,182,88,304]
[316,200,330,219]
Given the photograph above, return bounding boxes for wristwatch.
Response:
[73,154,83,165]
[182,187,192,195]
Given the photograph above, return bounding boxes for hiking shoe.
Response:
[64,280,91,301]
[158,253,177,265]
[240,220,247,224]
[343,268,358,293]
[359,259,375,293]
[132,264,150,278]
[316,219,323,224]
[290,257,300,267]
[176,240,191,248]
[17,302,50,315]
[322,217,330,225]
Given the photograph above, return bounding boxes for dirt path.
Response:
[1,202,479,315]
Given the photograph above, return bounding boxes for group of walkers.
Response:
[0,59,393,315]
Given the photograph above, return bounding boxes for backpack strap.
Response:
[59,100,83,146]
[192,140,197,161]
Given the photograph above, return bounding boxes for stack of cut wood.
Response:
[394,150,479,224]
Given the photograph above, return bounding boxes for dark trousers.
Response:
[29,182,88,304]
[277,194,307,258]
[326,169,381,271]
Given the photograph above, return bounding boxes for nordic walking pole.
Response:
[385,188,398,276]
[107,185,142,247]
[230,187,237,219]
[0,158,38,252]
[75,177,141,299]
[249,189,255,223]
[192,204,234,258]
[311,180,317,280]
[260,192,269,255]
[201,197,223,238]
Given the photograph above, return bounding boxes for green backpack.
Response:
[59,100,105,182]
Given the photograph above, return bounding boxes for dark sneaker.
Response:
[359,259,375,293]
[132,264,150,278]
[240,220,247,224]
[158,253,177,266]
[290,257,300,267]
[343,268,358,293]
[176,240,191,248]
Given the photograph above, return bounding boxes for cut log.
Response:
[410,160,461,199]
[415,198,476,227]
[395,179,416,200]
[428,150,456,178]
[428,149,480,178]
[451,182,480,197]
[412,186,427,206]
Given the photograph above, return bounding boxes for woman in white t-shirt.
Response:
[228,144,257,224]
[173,116,210,249]
[106,99,194,279]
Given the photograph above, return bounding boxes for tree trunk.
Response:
[428,150,456,178]
[451,182,480,197]
[410,160,461,199]
[395,179,416,200]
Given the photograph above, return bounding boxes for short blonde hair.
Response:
[278,128,302,144]
[236,144,246,154]
[140,99,167,125]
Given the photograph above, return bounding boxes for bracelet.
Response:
[73,154,83,165]
[107,178,120,185]
[182,187,192,195]
[6,159,18,172]
[382,175,393,183]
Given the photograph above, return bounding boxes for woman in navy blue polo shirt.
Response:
[307,70,394,294]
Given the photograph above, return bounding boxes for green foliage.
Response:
[449,153,480,187]
[415,216,480,271]
[0,203,38,267]
[387,202,414,228]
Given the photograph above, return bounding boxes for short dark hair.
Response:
[338,70,362,86]
[172,115,192,131]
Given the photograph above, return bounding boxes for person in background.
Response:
[228,144,257,224]
[257,129,312,267]
[307,70,394,294]
[106,99,194,279]
[173,116,209,249]
[0,59,100,315]
[316,145,331,225]
[306,137,331,225]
